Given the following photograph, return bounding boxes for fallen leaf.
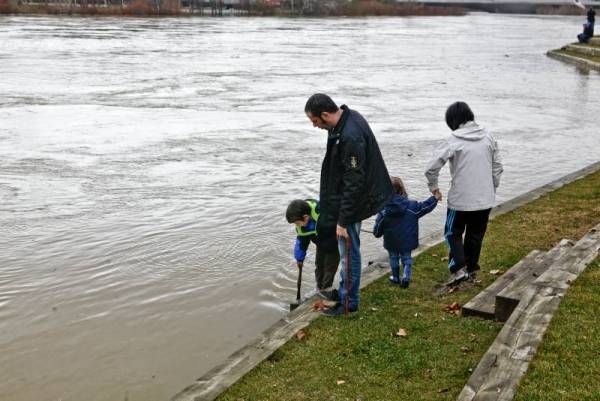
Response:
[395,328,408,338]
[295,330,306,341]
[370,307,379,311]
[336,380,346,385]
[438,388,449,393]
[444,302,461,314]
[414,312,420,318]
[312,300,327,311]
[441,256,449,262]
[448,287,457,294]
[489,269,503,276]
[432,253,438,257]
[461,346,472,353]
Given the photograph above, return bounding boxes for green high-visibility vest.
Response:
[295,199,319,237]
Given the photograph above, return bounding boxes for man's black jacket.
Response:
[317,105,393,249]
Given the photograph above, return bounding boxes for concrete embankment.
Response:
[547,36,600,71]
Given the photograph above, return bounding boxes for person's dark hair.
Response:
[286,199,311,223]
[445,101,475,131]
[304,94,338,118]
[390,176,408,197]
[588,8,595,23]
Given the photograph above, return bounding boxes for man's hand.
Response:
[336,224,349,240]
[432,189,443,201]
[297,261,303,269]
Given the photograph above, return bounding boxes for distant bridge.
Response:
[418,0,598,13]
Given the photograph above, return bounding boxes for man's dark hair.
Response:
[445,101,475,131]
[304,94,338,117]
[588,8,595,23]
[286,199,311,223]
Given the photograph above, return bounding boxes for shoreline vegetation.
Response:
[0,0,591,17]
[211,169,600,401]
[0,0,466,17]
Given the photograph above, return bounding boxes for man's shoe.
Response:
[446,267,468,286]
[400,278,410,289]
[322,305,358,317]
[389,276,400,285]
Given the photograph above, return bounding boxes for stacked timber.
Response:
[458,223,600,401]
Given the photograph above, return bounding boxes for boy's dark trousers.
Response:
[315,246,340,290]
[445,208,491,274]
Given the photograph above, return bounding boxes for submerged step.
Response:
[565,44,600,58]
[462,250,543,320]
[494,239,574,322]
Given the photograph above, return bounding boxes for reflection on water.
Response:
[0,13,599,401]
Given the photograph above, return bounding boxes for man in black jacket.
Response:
[305,93,393,316]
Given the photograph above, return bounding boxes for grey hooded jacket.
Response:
[425,121,503,211]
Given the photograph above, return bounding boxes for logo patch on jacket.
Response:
[350,156,358,169]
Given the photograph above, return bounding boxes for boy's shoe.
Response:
[389,276,400,285]
[400,278,410,289]
[446,267,468,286]
[322,305,358,317]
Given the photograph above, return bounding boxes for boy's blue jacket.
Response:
[373,194,438,253]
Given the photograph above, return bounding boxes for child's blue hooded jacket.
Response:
[373,194,437,253]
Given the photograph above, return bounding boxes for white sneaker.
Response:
[446,267,468,286]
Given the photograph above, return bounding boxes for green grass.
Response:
[218,170,600,401]
[514,257,600,401]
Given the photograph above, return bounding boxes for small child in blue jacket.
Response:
[373,176,440,288]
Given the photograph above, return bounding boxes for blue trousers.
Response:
[389,251,412,281]
[338,222,361,311]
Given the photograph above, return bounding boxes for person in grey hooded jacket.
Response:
[425,101,503,285]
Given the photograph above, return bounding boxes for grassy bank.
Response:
[514,257,600,401]
[217,169,600,401]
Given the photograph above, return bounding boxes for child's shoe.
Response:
[389,276,400,285]
[400,278,410,289]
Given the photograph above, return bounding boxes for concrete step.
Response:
[565,43,600,58]
[494,239,574,322]
[462,250,543,320]
[590,36,600,46]
[457,223,600,401]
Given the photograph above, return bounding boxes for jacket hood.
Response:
[385,194,408,217]
[451,121,485,141]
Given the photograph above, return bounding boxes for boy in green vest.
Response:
[286,199,340,301]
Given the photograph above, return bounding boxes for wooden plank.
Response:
[535,225,600,289]
[494,240,574,322]
[462,250,543,320]
[457,223,600,401]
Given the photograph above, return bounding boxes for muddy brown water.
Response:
[1,13,599,401]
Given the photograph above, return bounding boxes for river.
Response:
[0,13,599,401]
